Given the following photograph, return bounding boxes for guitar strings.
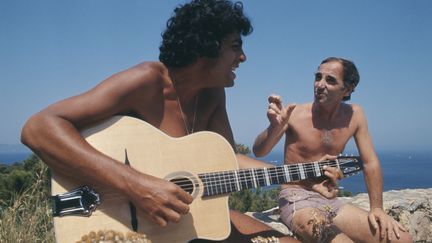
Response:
[91,161,334,201]
[85,161,348,201]
[66,161,356,204]
[200,160,337,182]
[196,160,337,184]
[196,161,337,185]
[173,161,342,193]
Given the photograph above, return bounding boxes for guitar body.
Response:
[52,116,238,242]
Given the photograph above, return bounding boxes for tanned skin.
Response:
[253,61,412,243]
[24,33,338,242]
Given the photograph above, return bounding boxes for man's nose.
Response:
[315,79,325,88]
[239,51,247,63]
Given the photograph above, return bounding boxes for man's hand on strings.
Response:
[309,154,344,199]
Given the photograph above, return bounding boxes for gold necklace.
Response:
[175,94,199,134]
[171,76,199,134]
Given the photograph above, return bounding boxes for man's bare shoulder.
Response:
[123,61,167,87]
[342,103,368,130]
[291,103,313,116]
[134,61,165,73]
[297,103,313,109]
[347,103,366,117]
[86,61,168,113]
[287,103,313,128]
[349,103,362,110]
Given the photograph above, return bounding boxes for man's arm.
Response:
[354,105,406,239]
[207,89,272,169]
[21,63,192,227]
[253,95,296,157]
[353,106,383,208]
[206,91,340,178]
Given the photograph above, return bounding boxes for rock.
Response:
[246,188,432,242]
[247,208,293,236]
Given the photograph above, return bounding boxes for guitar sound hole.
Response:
[170,177,194,195]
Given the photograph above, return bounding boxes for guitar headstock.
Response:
[336,155,363,178]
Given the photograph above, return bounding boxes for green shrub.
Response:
[0,156,54,242]
[229,187,281,212]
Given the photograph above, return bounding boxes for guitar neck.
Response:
[198,160,338,198]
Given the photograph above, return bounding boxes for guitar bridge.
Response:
[52,185,101,217]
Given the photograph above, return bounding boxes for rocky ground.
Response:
[246,188,432,242]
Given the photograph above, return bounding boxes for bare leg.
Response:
[333,204,413,243]
[290,207,352,243]
[191,210,299,243]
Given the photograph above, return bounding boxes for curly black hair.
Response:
[321,57,360,101]
[159,0,253,68]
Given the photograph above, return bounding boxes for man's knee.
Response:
[291,208,341,242]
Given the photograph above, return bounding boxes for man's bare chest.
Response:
[131,98,218,137]
[288,123,355,157]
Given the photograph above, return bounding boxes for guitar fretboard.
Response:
[198,160,337,197]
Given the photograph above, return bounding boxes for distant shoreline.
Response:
[0,152,32,165]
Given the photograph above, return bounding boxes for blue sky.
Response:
[1,0,431,153]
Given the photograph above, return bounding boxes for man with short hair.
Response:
[253,57,412,242]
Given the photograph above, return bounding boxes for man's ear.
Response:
[343,84,354,97]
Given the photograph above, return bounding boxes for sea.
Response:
[1,150,431,194]
[0,152,33,165]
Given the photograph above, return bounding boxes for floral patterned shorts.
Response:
[278,187,343,230]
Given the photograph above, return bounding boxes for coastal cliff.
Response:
[247,188,432,242]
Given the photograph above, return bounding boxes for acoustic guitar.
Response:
[51,116,362,243]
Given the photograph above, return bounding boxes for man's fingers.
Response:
[268,95,283,111]
[171,186,193,215]
[284,103,297,116]
[268,94,282,104]
[319,154,338,161]
[286,104,296,112]
[377,216,389,240]
[393,224,401,239]
[267,108,279,120]
[333,167,344,179]
[152,214,168,227]
[268,102,282,112]
[177,188,194,204]
[323,166,343,181]
[173,201,190,215]
[368,209,407,241]
[311,179,338,199]
[164,208,183,223]
[148,201,190,227]
[384,221,393,240]
[172,197,191,215]
[392,220,406,239]
[368,213,379,230]
[321,154,343,180]
[323,170,338,185]
[396,220,407,232]
[382,223,388,240]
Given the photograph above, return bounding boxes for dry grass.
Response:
[0,162,54,243]
[0,159,152,243]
